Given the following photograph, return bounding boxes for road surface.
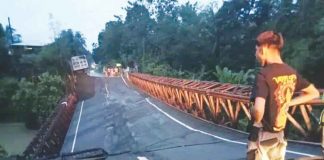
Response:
[61,75,323,160]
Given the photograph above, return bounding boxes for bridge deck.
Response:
[61,76,322,160]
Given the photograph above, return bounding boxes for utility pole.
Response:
[7,17,14,44]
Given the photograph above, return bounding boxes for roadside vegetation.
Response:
[0,23,90,156]
[0,145,8,159]
[0,24,89,127]
[93,0,324,88]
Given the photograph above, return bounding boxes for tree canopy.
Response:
[0,22,90,125]
[37,29,90,76]
[93,0,324,87]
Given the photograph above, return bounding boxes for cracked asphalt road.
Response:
[61,76,323,160]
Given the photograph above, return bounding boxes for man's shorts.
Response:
[247,130,287,160]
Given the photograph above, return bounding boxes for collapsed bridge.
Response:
[24,72,324,159]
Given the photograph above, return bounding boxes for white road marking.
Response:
[137,156,149,160]
[134,90,140,95]
[134,99,146,104]
[71,100,84,152]
[105,83,110,97]
[104,83,109,105]
[145,98,316,157]
[121,75,129,87]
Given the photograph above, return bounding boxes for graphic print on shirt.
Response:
[272,74,297,131]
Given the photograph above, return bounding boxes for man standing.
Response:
[247,31,320,160]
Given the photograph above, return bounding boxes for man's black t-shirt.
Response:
[251,63,310,132]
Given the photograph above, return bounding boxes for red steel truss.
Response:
[129,73,324,139]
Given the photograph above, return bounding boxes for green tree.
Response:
[93,18,124,64]
[93,0,324,88]
[5,25,22,44]
[38,29,90,75]
[0,24,11,76]
[12,72,64,128]
[0,145,8,159]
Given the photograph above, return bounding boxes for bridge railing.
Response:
[23,95,77,159]
[23,74,79,159]
[129,73,324,141]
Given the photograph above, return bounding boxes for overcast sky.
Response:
[0,0,221,51]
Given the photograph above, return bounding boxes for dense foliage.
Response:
[11,72,64,127]
[213,65,254,85]
[0,24,11,77]
[93,0,324,87]
[0,145,7,159]
[37,29,90,76]
[0,23,89,127]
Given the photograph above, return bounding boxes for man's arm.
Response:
[248,97,265,142]
[289,84,320,107]
[248,72,267,142]
[251,97,266,126]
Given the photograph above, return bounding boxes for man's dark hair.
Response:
[256,31,284,50]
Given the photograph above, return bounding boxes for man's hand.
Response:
[288,84,319,107]
[248,125,261,142]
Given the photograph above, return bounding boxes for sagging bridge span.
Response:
[23,72,324,159]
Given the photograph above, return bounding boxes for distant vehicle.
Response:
[104,63,122,77]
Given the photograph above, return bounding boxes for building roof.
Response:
[10,42,44,47]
